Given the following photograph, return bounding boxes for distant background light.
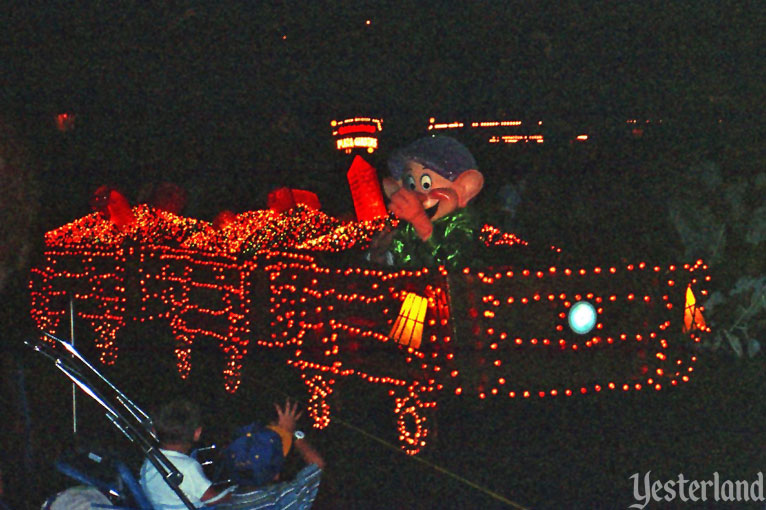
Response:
[55,113,76,132]
[568,301,597,335]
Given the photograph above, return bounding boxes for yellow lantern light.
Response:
[389,292,428,349]
[682,284,706,333]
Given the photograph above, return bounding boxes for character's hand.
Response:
[388,188,433,241]
[388,188,424,222]
[273,398,303,435]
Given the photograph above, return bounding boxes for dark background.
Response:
[2,2,766,509]
[3,0,763,224]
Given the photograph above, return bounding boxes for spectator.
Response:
[139,399,233,508]
[219,399,324,509]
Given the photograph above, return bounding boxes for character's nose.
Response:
[426,188,454,202]
[415,190,446,203]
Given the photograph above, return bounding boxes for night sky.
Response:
[3,0,764,220]
[7,1,760,111]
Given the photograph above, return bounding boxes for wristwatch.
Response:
[294,430,305,440]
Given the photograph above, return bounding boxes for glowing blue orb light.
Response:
[568,301,597,335]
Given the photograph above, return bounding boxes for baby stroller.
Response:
[30,334,225,510]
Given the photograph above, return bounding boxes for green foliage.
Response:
[704,277,766,358]
[669,159,766,357]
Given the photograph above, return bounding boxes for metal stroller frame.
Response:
[27,332,197,510]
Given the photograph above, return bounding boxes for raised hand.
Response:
[388,188,433,241]
[273,398,303,435]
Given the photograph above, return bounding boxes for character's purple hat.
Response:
[388,135,477,182]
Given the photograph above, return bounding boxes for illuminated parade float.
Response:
[29,147,710,455]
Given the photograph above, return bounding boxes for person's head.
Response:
[154,399,202,446]
[220,423,288,487]
[385,135,484,221]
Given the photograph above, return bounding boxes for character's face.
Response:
[400,161,456,219]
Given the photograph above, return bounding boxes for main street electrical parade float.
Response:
[29,138,710,476]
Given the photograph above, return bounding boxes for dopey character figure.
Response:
[381,135,484,269]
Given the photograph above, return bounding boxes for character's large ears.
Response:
[453,170,484,207]
[382,177,402,198]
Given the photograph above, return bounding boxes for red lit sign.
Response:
[331,117,382,154]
